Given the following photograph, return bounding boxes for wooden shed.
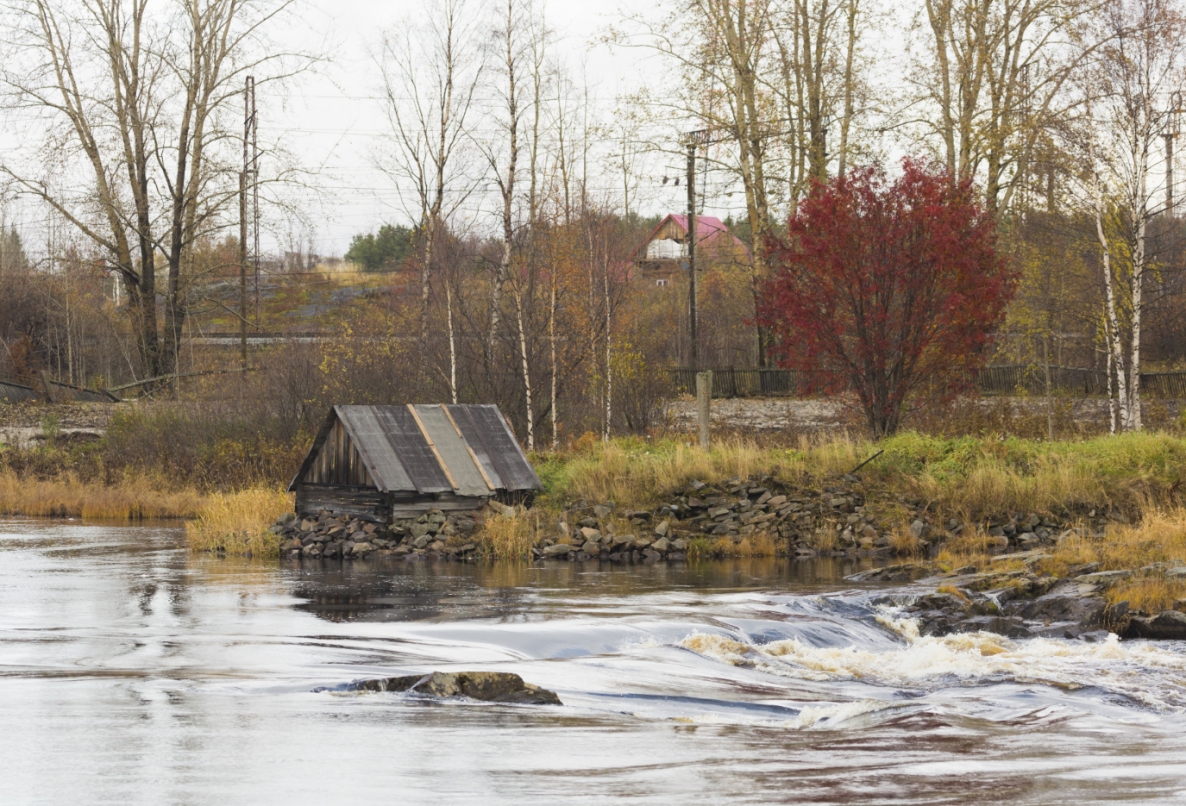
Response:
[287,404,542,522]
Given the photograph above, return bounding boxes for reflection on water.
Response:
[2,518,1185,805]
[285,555,877,623]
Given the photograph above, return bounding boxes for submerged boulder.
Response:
[348,671,561,705]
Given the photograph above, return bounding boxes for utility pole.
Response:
[686,141,698,370]
[681,127,727,371]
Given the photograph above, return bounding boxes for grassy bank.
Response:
[535,431,1185,521]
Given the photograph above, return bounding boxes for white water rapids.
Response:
[2,519,1185,804]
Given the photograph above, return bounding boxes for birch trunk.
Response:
[446,276,457,403]
[1090,128,1130,430]
[1106,324,1117,434]
[837,0,859,176]
[514,288,533,450]
[549,271,558,451]
[1128,145,1147,431]
[603,253,611,442]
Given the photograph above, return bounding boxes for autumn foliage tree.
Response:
[761,160,1015,436]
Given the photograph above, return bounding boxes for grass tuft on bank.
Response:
[185,489,292,557]
[532,436,864,509]
[478,507,541,561]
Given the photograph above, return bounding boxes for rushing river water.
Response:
[3,519,1186,805]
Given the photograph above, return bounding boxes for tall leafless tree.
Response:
[0,0,302,384]
[377,0,484,367]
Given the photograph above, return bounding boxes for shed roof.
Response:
[287,404,542,495]
[0,378,42,403]
[0,375,119,403]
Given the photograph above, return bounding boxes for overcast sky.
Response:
[282,0,693,258]
[0,0,904,260]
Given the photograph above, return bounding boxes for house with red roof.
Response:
[631,214,749,286]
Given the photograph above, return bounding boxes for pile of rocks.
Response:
[534,499,690,563]
[272,508,481,561]
[856,554,1186,640]
[532,476,875,563]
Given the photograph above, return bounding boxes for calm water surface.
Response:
[2,519,1185,805]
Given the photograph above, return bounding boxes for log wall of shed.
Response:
[304,419,374,487]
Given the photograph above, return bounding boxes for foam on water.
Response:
[680,608,1186,711]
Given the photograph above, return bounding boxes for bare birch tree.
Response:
[377,0,484,386]
[613,0,872,366]
[1075,0,1186,430]
[483,0,526,351]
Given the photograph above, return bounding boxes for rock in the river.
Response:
[1017,588,1105,628]
[348,671,561,705]
[1127,610,1186,640]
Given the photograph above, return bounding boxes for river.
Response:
[2,519,1185,804]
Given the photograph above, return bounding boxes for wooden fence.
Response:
[670,368,814,398]
[671,365,1186,400]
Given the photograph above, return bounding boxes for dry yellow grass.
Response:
[475,507,539,560]
[883,431,1186,521]
[931,507,1186,611]
[1106,578,1186,613]
[808,525,839,552]
[888,527,921,555]
[1034,508,1186,577]
[0,469,206,519]
[185,488,292,557]
[909,461,1104,522]
[935,583,971,603]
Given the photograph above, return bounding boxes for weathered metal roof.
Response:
[288,404,542,494]
[0,376,119,404]
[0,378,42,403]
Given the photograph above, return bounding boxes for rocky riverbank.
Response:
[854,553,1186,641]
[522,473,1107,563]
[270,471,1127,564]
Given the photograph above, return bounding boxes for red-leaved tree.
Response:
[760,160,1015,436]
